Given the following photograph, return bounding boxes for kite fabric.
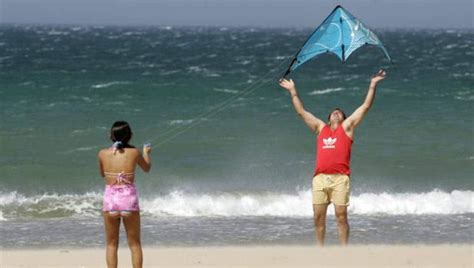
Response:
[283,5,392,77]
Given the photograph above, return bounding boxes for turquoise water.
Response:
[0,25,473,246]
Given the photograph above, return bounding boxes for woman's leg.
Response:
[103,212,121,268]
[123,212,143,268]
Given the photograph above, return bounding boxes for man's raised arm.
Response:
[279,78,325,133]
[345,69,386,131]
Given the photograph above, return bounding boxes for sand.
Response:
[2,245,473,267]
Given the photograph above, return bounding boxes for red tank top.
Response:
[314,124,353,176]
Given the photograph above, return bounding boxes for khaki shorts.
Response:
[312,173,350,206]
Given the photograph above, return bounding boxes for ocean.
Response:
[0,24,473,248]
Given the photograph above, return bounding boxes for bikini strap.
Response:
[104,171,134,185]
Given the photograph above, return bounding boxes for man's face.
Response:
[329,109,344,123]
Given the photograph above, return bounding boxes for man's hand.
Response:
[371,69,387,84]
[279,78,296,93]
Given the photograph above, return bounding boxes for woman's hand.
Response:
[143,144,152,154]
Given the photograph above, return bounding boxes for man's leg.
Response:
[334,205,349,245]
[313,204,329,246]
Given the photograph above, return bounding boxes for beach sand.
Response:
[2,245,472,267]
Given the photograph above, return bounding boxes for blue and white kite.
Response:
[283,5,392,77]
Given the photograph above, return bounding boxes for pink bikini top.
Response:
[104,171,134,185]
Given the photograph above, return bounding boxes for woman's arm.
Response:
[137,146,151,172]
[98,151,105,177]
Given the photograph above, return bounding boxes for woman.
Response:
[98,121,151,268]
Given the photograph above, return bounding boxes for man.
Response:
[279,69,386,246]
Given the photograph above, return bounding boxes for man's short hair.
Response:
[327,108,347,121]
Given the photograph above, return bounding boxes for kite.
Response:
[283,5,392,77]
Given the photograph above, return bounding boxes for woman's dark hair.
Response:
[110,121,133,149]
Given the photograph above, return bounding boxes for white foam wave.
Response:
[187,66,220,77]
[212,88,239,94]
[142,190,474,217]
[274,55,289,60]
[454,91,474,101]
[0,55,13,62]
[47,30,69,36]
[308,87,345,95]
[75,146,97,152]
[169,119,194,125]
[351,190,473,215]
[0,191,102,220]
[91,81,130,89]
[160,70,181,76]
[1,190,472,220]
[58,146,99,155]
[444,44,458,49]
[238,60,252,65]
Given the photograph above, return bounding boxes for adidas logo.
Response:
[322,137,337,149]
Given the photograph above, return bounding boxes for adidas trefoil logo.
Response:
[322,137,337,149]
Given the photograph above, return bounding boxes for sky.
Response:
[1,0,473,29]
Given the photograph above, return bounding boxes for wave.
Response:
[0,192,101,219]
[60,146,99,154]
[160,70,181,76]
[212,88,240,94]
[169,119,194,125]
[91,81,130,89]
[187,66,220,77]
[454,91,474,101]
[0,190,472,220]
[308,87,345,95]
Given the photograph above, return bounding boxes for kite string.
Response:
[153,75,272,147]
[58,57,291,156]
[156,62,283,138]
[148,58,290,147]
[147,78,260,141]
[151,76,267,140]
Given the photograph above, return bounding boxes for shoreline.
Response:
[2,244,472,267]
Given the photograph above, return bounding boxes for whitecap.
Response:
[205,73,221,77]
[160,70,181,76]
[444,44,458,49]
[91,81,130,89]
[308,87,345,95]
[141,189,474,217]
[212,88,239,94]
[1,189,472,220]
[0,191,102,219]
[47,30,69,36]
[274,55,289,60]
[169,119,194,125]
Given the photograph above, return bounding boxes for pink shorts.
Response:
[103,184,140,212]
